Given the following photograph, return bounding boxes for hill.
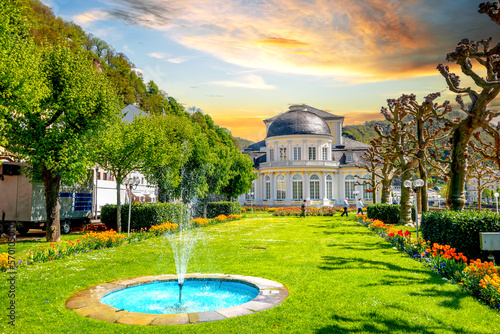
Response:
[233,137,254,150]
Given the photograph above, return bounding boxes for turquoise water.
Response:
[100,280,259,314]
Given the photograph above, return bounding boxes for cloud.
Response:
[257,37,310,47]
[99,0,499,83]
[211,74,275,90]
[148,52,170,59]
[73,9,110,27]
[167,56,195,64]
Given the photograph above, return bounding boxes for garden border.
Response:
[66,274,288,325]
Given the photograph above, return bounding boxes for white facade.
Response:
[239,105,377,207]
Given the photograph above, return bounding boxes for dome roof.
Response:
[266,109,331,138]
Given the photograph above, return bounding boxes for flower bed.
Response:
[271,206,336,216]
[1,214,244,272]
[356,213,500,310]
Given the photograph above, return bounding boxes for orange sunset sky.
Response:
[44,0,499,142]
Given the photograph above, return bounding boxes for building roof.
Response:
[266,108,332,138]
[264,104,343,124]
[122,104,147,123]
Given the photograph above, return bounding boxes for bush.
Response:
[101,202,189,231]
[421,210,500,261]
[367,204,416,225]
[206,201,241,218]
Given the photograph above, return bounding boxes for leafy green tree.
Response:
[92,117,147,232]
[219,150,256,200]
[2,20,118,242]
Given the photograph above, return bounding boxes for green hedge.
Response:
[206,201,241,218]
[421,210,500,261]
[366,204,416,225]
[101,202,188,231]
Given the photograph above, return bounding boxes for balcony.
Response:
[260,160,339,168]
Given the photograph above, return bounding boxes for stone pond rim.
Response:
[66,274,289,325]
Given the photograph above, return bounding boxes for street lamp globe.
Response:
[403,180,412,188]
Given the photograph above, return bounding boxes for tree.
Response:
[92,117,147,232]
[219,150,256,200]
[357,137,399,204]
[404,93,453,212]
[436,3,500,210]
[376,95,420,224]
[466,150,499,211]
[3,38,118,241]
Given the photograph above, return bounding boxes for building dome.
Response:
[266,107,331,138]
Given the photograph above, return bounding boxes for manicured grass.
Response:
[1,212,499,333]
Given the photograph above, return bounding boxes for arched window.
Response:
[345,175,355,200]
[265,175,271,200]
[292,174,303,200]
[246,182,255,201]
[276,174,286,200]
[363,175,373,201]
[326,175,333,200]
[310,174,320,200]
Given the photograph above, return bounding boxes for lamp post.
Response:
[123,176,140,237]
[437,194,441,209]
[495,192,499,214]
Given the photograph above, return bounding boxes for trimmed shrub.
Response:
[206,201,241,218]
[421,210,500,261]
[101,202,188,231]
[367,204,416,225]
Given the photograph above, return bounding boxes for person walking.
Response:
[356,198,364,215]
[300,200,307,218]
[341,197,350,217]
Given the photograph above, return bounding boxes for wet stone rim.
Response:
[66,274,289,325]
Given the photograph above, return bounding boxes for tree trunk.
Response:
[42,165,62,242]
[447,123,474,210]
[477,179,482,212]
[381,179,391,204]
[116,181,122,233]
[419,163,428,212]
[399,169,413,225]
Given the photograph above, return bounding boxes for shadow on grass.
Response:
[408,288,468,310]
[318,256,430,275]
[316,310,471,334]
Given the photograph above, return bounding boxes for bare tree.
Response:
[436,3,500,210]
[376,95,420,224]
[356,137,399,204]
[405,93,453,212]
[466,150,499,211]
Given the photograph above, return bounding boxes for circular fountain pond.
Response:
[101,279,259,314]
[66,274,288,325]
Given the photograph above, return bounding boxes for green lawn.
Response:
[1,212,499,333]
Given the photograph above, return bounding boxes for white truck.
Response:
[0,162,93,235]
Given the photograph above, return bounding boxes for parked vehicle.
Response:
[0,162,93,235]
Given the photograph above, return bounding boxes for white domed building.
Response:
[239,105,377,207]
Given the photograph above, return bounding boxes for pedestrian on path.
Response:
[356,198,364,215]
[341,197,350,217]
[300,200,307,218]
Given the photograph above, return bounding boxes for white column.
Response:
[260,173,265,204]
[285,172,291,205]
[270,173,275,205]
[274,142,278,161]
[303,140,308,160]
[305,171,310,203]
[317,140,321,161]
[287,141,292,161]
[334,172,341,205]
[254,176,260,205]
[321,172,330,206]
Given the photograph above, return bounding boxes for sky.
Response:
[42,0,500,142]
